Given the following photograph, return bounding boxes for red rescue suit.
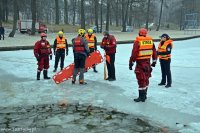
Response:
[100,35,116,55]
[34,40,52,71]
[129,36,157,89]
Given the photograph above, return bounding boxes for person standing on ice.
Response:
[34,33,52,80]
[85,29,98,73]
[157,34,173,88]
[100,31,117,81]
[129,28,157,102]
[53,31,68,72]
[72,29,90,85]
[0,24,5,40]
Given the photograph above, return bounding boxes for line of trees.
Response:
[0,0,199,37]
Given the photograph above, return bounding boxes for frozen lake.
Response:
[0,38,200,132]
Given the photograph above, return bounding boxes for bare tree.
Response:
[122,0,130,32]
[115,0,119,27]
[95,0,99,32]
[64,0,69,24]
[55,0,59,24]
[31,0,36,35]
[145,0,151,30]
[156,0,164,31]
[100,0,103,32]
[106,0,110,31]
[80,0,85,29]
[9,0,19,37]
[0,0,2,24]
[72,0,77,26]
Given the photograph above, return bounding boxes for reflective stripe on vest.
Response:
[158,39,173,60]
[56,36,66,50]
[74,37,85,52]
[85,34,95,48]
[135,36,154,60]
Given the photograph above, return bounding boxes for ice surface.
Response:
[0,38,200,132]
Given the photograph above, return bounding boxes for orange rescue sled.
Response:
[53,50,103,84]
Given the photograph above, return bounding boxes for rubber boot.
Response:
[43,70,51,79]
[93,66,98,73]
[53,69,57,72]
[72,78,75,84]
[144,87,148,100]
[79,80,87,85]
[37,71,40,80]
[134,90,145,102]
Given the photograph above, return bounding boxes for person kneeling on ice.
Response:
[72,29,90,85]
[34,33,52,80]
[129,28,157,102]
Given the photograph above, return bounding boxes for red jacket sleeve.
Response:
[34,41,40,59]
[129,41,139,63]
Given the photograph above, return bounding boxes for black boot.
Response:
[134,90,145,102]
[43,70,51,79]
[158,82,165,86]
[144,87,148,100]
[37,71,40,80]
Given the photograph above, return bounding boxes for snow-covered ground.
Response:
[0,38,200,132]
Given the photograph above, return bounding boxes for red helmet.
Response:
[139,28,148,36]
[40,33,47,37]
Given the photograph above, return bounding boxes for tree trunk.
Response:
[9,0,18,37]
[95,0,99,32]
[122,0,130,32]
[64,0,69,24]
[145,0,151,30]
[115,0,119,27]
[80,0,85,29]
[55,0,59,24]
[73,0,77,26]
[5,0,9,22]
[156,0,164,31]
[128,0,133,26]
[100,0,103,32]
[106,0,110,31]
[0,0,2,24]
[31,0,37,35]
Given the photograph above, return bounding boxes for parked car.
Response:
[90,26,102,33]
[121,26,134,32]
[17,20,48,34]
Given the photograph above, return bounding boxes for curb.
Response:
[0,35,200,51]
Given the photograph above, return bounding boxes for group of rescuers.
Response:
[34,28,173,102]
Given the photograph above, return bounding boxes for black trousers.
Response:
[54,50,65,70]
[160,59,172,85]
[0,34,4,40]
[74,53,86,68]
[106,54,116,79]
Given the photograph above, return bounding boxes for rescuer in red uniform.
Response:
[34,33,52,80]
[129,28,157,102]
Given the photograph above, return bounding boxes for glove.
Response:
[129,62,134,70]
[50,55,52,60]
[151,62,156,67]
[104,46,109,50]
[36,57,40,62]
[87,53,90,57]
[66,51,68,56]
